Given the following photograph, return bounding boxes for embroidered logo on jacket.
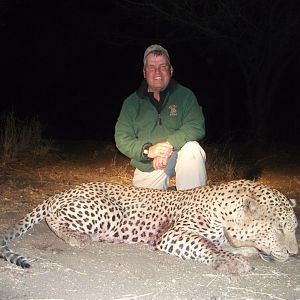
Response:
[169,105,177,116]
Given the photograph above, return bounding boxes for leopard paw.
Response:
[212,255,253,274]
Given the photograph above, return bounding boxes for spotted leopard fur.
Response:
[0,180,298,274]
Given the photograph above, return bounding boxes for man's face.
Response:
[143,53,173,93]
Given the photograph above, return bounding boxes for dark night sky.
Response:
[1,1,299,143]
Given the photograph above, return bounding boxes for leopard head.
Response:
[224,182,298,262]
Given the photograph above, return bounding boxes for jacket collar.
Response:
[136,78,178,99]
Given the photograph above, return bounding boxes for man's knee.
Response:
[133,169,169,190]
[179,141,206,160]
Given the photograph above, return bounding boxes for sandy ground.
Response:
[0,141,299,300]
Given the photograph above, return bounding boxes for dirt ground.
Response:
[0,141,299,300]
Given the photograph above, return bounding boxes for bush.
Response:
[0,112,50,164]
[205,143,241,183]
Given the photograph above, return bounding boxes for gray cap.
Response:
[143,44,170,65]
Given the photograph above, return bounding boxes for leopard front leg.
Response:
[157,228,253,275]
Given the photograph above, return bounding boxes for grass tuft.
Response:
[0,112,51,164]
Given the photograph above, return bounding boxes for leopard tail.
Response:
[0,201,49,268]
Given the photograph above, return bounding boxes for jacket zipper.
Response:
[157,93,169,126]
[158,113,162,125]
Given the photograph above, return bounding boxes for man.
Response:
[115,44,207,190]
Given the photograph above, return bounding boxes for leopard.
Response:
[0,180,298,274]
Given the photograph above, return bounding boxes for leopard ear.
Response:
[289,198,296,208]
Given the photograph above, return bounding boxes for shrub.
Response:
[0,112,50,164]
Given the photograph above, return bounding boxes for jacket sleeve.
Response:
[166,90,205,150]
[115,97,151,162]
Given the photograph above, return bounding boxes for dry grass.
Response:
[0,112,52,165]
[205,143,241,184]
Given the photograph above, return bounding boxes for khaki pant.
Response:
[133,141,207,190]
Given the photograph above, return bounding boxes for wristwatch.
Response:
[142,144,151,158]
[143,147,149,158]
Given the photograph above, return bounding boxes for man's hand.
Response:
[152,156,168,170]
[148,142,173,159]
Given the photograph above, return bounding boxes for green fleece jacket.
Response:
[115,79,205,172]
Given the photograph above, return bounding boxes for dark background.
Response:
[1,1,299,143]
